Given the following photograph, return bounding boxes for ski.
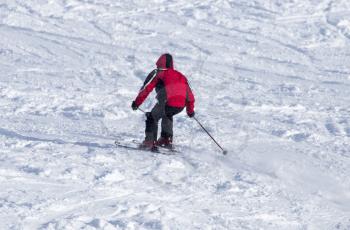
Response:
[114,140,177,155]
[130,139,179,153]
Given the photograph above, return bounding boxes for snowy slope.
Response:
[0,0,350,229]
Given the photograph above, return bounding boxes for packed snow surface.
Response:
[1,0,350,229]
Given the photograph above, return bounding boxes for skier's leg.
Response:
[145,112,155,142]
[145,103,164,141]
[160,106,184,140]
[160,114,173,139]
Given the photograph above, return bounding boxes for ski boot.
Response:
[139,140,157,151]
[156,137,173,149]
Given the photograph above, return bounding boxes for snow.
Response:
[0,0,350,229]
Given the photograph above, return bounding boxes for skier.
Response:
[131,53,195,150]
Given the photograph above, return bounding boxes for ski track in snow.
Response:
[0,0,350,229]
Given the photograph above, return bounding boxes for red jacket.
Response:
[134,54,195,115]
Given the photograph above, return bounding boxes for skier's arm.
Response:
[186,82,195,116]
[134,73,160,107]
[140,69,158,90]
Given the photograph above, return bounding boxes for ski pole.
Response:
[193,116,227,155]
[138,108,146,113]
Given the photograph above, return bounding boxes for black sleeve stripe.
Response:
[140,69,158,91]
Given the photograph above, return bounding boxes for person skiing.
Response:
[131,53,195,150]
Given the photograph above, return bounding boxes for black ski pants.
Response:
[145,101,183,141]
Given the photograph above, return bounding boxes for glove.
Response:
[188,111,195,118]
[131,101,138,111]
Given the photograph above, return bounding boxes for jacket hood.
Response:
[156,53,173,69]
